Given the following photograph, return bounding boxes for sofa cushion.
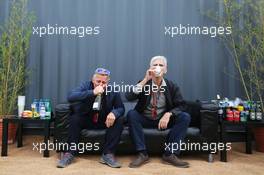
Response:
[123,101,201,128]
[79,127,201,154]
[80,127,200,138]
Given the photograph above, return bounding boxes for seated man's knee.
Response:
[69,114,81,126]
[113,116,124,126]
[179,112,191,125]
[126,110,140,124]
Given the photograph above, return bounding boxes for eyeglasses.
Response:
[95,68,111,76]
[94,79,107,85]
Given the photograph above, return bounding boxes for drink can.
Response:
[240,111,248,122]
[256,102,263,121]
[226,109,234,122]
[233,110,240,122]
[256,112,262,120]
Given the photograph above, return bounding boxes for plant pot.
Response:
[0,115,17,145]
[253,127,264,152]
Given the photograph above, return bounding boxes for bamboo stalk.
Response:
[0,0,34,116]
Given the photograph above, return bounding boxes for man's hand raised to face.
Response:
[93,85,104,95]
[139,68,155,87]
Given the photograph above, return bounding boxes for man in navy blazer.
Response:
[57,68,125,168]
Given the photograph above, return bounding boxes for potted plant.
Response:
[209,0,264,152]
[0,0,35,144]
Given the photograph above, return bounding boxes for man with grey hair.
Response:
[150,55,167,67]
[126,56,191,168]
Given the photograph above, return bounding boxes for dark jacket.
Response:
[67,81,125,119]
[125,78,186,116]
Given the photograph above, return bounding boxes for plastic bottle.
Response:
[256,102,263,121]
[39,99,46,119]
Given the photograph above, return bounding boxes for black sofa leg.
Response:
[208,153,214,163]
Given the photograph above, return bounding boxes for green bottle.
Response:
[44,99,52,119]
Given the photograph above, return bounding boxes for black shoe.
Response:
[129,153,149,168]
[162,154,189,168]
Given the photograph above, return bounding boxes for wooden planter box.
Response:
[254,127,264,152]
[0,117,17,145]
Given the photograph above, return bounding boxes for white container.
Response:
[18,96,25,105]
[17,96,25,117]
[154,66,162,77]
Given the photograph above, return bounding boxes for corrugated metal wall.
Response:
[1,0,243,109]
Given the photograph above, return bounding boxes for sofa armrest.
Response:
[184,101,201,128]
[200,109,219,143]
[54,103,71,143]
[199,101,219,143]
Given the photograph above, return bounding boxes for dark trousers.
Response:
[67,113,124,155]
[127,110,191,155]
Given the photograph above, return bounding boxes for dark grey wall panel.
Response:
[0,0,243,108]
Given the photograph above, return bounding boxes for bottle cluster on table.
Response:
[31,98,52,119]
[215,96,263,122]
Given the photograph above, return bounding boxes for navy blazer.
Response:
[67,81,125,119]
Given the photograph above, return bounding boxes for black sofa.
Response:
[54,100,218,162]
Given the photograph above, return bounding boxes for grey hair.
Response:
[92,73,110,80]
[150,56,167,67]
